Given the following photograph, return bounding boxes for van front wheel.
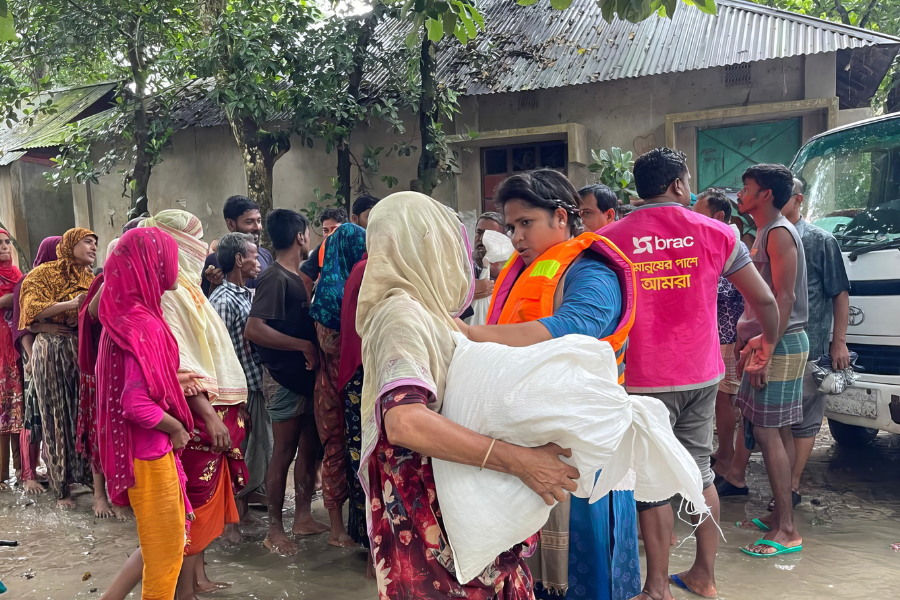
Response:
[828,418,878,448]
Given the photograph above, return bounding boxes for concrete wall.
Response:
[76,117,439,264]
[451,55,812,215]
[0,160,74,265]
[0,166,22,266]
[78,53,841,260]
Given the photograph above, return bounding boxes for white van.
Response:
[792,113,900,446]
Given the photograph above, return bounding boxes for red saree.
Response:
[0,228,23,435]
[182,405,247,555]
[76,274,104,470]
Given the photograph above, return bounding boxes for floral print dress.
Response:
[344,366,368,547]
[367,386,538,600]
[0,311,24,435]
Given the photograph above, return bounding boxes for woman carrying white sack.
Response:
[359,190,707,600]
[360,191,580,600]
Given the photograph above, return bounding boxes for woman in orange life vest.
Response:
[455,169,640,600]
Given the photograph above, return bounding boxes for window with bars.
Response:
[480,141,568,212]
[725,63,752,87]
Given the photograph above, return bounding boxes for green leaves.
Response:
[588,146,638,203]
[406,27,420,49]
[0,0,14,42]
[381,175,399,188]
[426,17,443,41]
[685,0,718,16]
[550,0,575,9]
[511,0,721,22]
[0,15,15,43]
[403,0,483,43]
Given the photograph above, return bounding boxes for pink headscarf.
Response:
[77,274,104,373]
[97,227,193,505]
[0,228,22,296]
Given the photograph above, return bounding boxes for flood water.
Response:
[2,426,899,599]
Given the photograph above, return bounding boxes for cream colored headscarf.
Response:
[358,191,473,494]
[140,209,248,406]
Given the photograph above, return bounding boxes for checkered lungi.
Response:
[737,330,809,428]
[719,343,740,396]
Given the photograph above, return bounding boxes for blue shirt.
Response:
[538,253,622,339]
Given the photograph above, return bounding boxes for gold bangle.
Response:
[480,438,496,471]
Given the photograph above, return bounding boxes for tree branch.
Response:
[858,0,879,28]
[65,0,131,40]
[833,0,852,25]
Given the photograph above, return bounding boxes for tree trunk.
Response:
[129,99,152,218]
[229,115,288,248]
[415,34,439,196]
[337,147,352,213]
[336,11,379,213]
[125,18,152,219]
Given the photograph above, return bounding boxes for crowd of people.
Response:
[0,145,850,600]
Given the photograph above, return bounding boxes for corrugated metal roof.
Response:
[0,82,117,160]
[7,0,897,147]
[72,77,289,133]
[368,0,900,95]
[0,151,25,167]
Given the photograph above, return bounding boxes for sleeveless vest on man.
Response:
[486,232,637,383]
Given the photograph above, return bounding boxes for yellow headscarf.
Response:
[358,192,473,487]
[18,227,96,329]
[140,210,247,405]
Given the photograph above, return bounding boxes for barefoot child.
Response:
[727,164,809,558]
[245,209,328,555]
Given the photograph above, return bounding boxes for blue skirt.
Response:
[536,490,641,600]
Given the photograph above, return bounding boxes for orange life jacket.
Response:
[486,232,637,383]
[318,238,327,269]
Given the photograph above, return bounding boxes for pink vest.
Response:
[601,204,737,392]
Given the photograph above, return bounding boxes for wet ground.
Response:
[2,425,899,600]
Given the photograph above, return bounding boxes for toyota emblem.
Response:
[849,306,865,326]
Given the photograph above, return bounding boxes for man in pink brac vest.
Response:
[602,148,780,600]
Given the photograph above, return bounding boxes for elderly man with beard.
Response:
[202,195,273,297]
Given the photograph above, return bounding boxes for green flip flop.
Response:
[741,539,802,557]
[735,518,771,532]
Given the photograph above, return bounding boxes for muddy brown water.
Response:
[2,428,899,599]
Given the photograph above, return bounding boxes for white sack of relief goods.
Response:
[433,333,707,584]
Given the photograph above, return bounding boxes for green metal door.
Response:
[697,118,801,191]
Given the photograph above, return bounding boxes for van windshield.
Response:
[792,116,900,249]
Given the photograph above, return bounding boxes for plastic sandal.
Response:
[740,539,802,557]
[735,518,771,532]
[766,491,802,512]
[716,479,749,497]
[669,574,716,598]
